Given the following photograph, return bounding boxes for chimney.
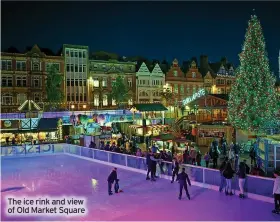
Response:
[200,55,208,68]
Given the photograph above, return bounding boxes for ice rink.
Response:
[1,154,278,221]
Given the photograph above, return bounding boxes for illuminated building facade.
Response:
[1,45,64,113]
[88,59,136,109]
[63,44,89,111]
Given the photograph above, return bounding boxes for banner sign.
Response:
[1,144,64,156]
[0,120,19,130]
[182,89,206,106]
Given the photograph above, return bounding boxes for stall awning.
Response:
[133,103,168,112]
[147,124,169,129]
[37,118,59,132]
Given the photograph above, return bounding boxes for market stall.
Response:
[196,124,234,147]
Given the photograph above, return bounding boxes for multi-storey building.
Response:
[136,62,165,103]
[1,45,64,113]
[63,44,89,110]
[212,64,235,94]
[87,59,136,109]
[165,59,204,106]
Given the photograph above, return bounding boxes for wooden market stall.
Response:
[196,124,234,147]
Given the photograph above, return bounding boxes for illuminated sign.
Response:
[182,89,206,106]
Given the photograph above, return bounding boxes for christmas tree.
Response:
[228,15,279,133]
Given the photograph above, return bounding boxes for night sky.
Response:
[2,1,280,73]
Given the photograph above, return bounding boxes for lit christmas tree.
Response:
[228,15,279,133]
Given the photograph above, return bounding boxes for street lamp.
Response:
[71,105,75,109]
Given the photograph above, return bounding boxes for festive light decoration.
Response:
[228,15,279,132]
[182,89,206,105]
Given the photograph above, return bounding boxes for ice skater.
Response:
[272,170,280,214]
[178,168,191,200]
[146,151,158,181]
[107,168,118,195]
[171,157,179,183]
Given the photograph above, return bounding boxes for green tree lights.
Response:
[45,65,64,110]
[108,75,131,108]
[228,15,279,133]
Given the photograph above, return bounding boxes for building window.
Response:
[34,93,41,102]
[71,64,74,72]
[103,95,108,106]
[32,63,40,71]
[180,85,184,94]
[128,79,132,87]
[102,78,107,87]
[1,76,13,87]
[16,61,26,71]
[112,99,116,106]
[93,78,99,87]
[128,99,133,105]
[227,80,232,85]
[67,79,70,86]
[173,70,178,77]
[67,93,70,101]
[79,65,83,72]
[80,93,83,101]
[71,94,75,101]
[83,51,86,58]
[79,52,82,58]
[192,72,196,78]
[84,93,87,101]
[46,63,60,72]
[70,51,74,57]
[75,65,78,72]
[2,93,13,105]
[76,93,79,101]
[16,76,27,87]
[32,77,41,87]
[83,65,87,72]
[174,84,178,93]
[1,60,12,71]
[94,94,99,106]
[17,93,27,105]
[65,49,70,57]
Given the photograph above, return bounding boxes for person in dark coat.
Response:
[107,168,118,195]
[219,157,228,192]
[146,151,158,181]
[237,162,247,198]
[178,168,191,200]
[171,157,179,183]
[223,162,235,196]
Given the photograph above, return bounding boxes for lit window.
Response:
[103,95,108,106]
[17,93,27,105]
[128,79,132,87]
[102,78,107,87]
[112,99,116,106]
[128,99,133,105]
[94,94,99,106]
[173,70,178,77]
[192,72,196,78]
[93,78,99,87]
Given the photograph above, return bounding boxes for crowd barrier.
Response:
[1,144,64,156]
[1,143,274,199]
[64,144,274,199]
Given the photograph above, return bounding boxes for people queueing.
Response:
[272,170,280,214]
[219,157,228,192]
[223,162,235,196]
[204,152,211,168]
[107,168,118,195]
[177,168,191,200]
[237,161,247,198]
[171,157,179,183]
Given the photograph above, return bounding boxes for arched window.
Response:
[103,95,108,106]
[17,93,27,105]
[2,93,13,105]
[33,93,41,102]
[32,63,40,71]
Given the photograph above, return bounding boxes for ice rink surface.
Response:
[1,154,279,221]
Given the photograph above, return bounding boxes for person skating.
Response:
[177,168,191,200]
[107,168,118,195]
[146,151,158,181]
[272,170,280,214]
[219,157,228,192]
[171,157,179,183]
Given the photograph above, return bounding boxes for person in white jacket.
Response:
[272,170,280,214]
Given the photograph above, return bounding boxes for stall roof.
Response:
[134,103,168,112]
[37,118,59,132]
